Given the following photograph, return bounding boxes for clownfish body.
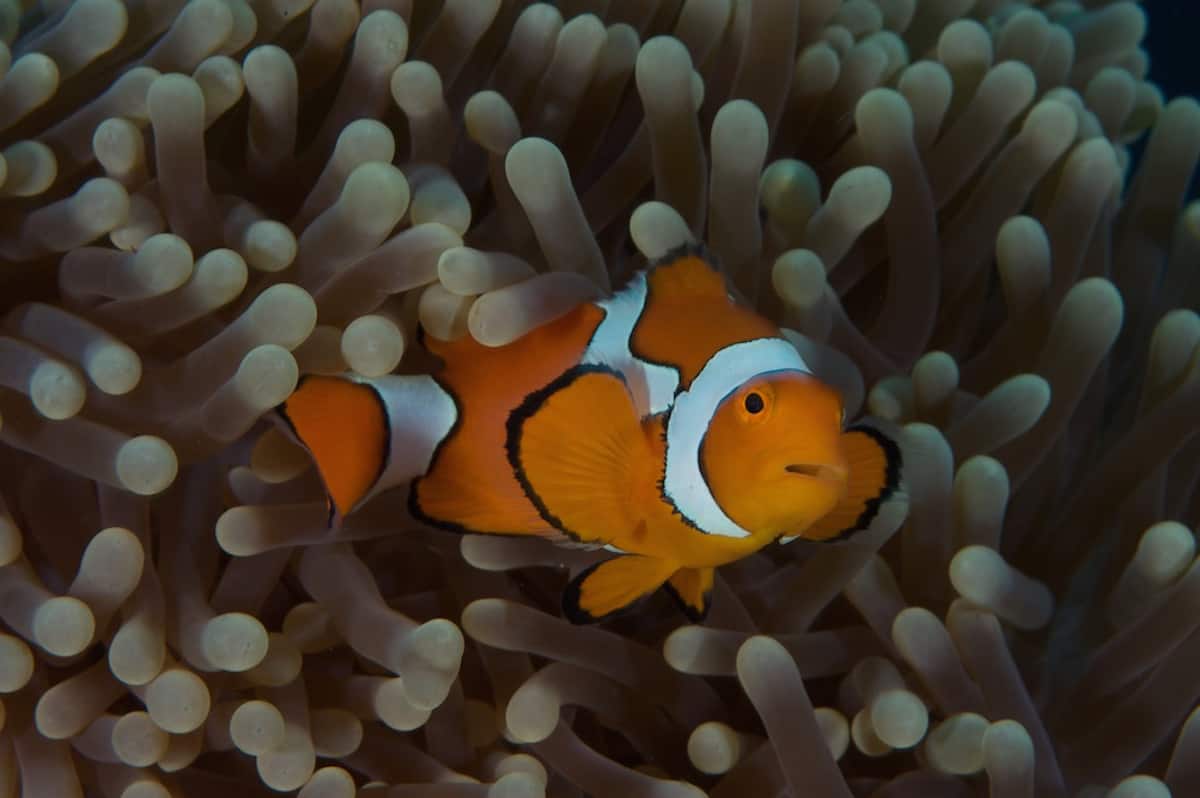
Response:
[277,247,902,623]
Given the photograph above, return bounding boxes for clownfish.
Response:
[275,246,902,623]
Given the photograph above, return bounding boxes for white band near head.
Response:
[662,337,811,538]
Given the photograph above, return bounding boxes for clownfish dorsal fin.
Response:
[562,554,679,623]
[645,245,729,302]
[633,246,779,387]
[417,321,484,365]
[662,566,715,622]
[276,375,388,523]
[509,364,651,546]
[784,424,903,543]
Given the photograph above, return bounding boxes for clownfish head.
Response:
[700,371,848,538]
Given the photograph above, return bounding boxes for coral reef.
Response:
[0,0,1198,796]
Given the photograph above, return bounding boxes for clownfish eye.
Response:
[744,392,765,414]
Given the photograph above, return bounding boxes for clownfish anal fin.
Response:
[276,375,388,523]
[662,567,714,622]
[509,365,649,545]
[796,424,903,543]
[562,555,678,624]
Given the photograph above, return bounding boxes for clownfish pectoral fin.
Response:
[662,567,715,622]
[275,375,389,524]
[787,424,904,544]
[510,365,650,545]
[562,555,679,624]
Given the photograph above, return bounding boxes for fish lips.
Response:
[784,463,848,484]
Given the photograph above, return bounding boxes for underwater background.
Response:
[1143,2,1199,104]
[0,1,1198,797]
[1138,0,1198,203]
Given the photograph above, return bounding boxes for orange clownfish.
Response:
[276,246,902,624]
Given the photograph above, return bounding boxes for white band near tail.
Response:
[364,374,458,504]
[662,337,812,538]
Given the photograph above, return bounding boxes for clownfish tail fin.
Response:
[788,424,903,544]
[275,374,391,525]
[276,373,459,525]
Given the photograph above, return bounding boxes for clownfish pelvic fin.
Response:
[275,373,457,524]
[562,557,717,624]
[562,554,680,624]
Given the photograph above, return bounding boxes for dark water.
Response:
[1133,1,1198,200]
[1143,0,1199,102]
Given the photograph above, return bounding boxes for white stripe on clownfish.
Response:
[661,336,813,539]
[580,271,679,418]
[371,375,458,500]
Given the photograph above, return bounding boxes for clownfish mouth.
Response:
[785,463,848,483]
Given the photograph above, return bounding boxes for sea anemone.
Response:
[0,1,1197,796]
